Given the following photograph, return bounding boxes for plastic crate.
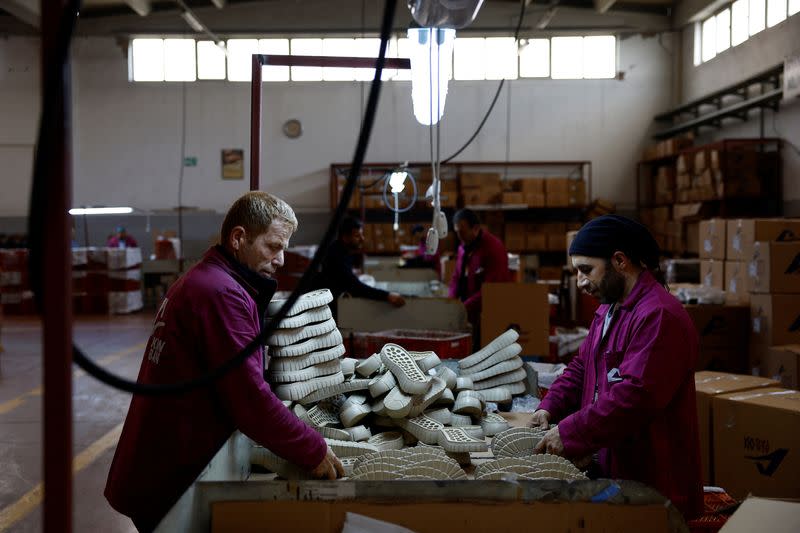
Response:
[357,329,472,360]
[687,490,738,533]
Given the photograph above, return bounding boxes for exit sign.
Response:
[183,157,198,167]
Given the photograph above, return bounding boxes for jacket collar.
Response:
[593,269,657,318]
[209,245,278,305]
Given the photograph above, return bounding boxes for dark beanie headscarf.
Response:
[569,215,661,272]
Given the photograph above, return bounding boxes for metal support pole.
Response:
[41,1,73,531]
[250,55,263,191]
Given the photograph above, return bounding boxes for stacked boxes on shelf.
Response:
[460,172,501,205]
[0,249,34,315]
[74,247,144,314]
[641,136,693,161]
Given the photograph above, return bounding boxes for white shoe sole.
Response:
[458,329,519,370]
[437,427,488,453]
[407,377,447,418]
[424,407,453,425]
[368,371,397,398]
[315,426,352,441]
[459,343,522,376]
[268,289,333,317]
[267,317,337,347]
[480,413,510,436]
[267,344,345,372]
[271,305,332,330]
[355,353,382,377]
[478,386,513,403]
[267,360,341,383]
[306,403,342,427]
[463,357,523,383]
[473,367,527,390]
[384,386,413,419]
[449,413,473,427]
[251,447,312,480]
[454,376,473,393]
[380,343,432,395]
[408,351,442,372]
[396,414,444,445]
[269,329,342,358]
[298,377,372,405]
[452,391,484,417]
[273,371,345,401]
[366,431,405,452]
[340,393,368,412]
[490,427,547,458]
[324,438,379,458]
[433,387,455,407]
[340,403,371,428]
[345,425,372,442]
[435,366,458,390]
[341,357,357,377]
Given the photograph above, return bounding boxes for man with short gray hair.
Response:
[106,191,343,532]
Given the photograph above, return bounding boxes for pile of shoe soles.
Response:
[253,290,585,482]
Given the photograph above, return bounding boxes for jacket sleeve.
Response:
[448,252,460,298]
[202,285,327,471]
[462,240,509,313]
[557,308,695,458]
[539,327,591,420]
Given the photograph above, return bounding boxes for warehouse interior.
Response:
[0,0,799,532]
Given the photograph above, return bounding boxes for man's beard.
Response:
[597,266,626,304]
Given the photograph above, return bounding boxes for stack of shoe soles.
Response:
[457,329,526,403]
[490,427,549,458]
[265,289,353,403]
[349,448,468,480]
[474,455,588,481]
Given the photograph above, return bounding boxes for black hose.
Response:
[29,0,399,396]
[442,0,528,164]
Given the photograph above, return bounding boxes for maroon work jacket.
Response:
[105,247,326,529]
[540,271,703,518]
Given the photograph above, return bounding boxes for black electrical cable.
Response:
[441,0,528,164]
[28,0,399,396]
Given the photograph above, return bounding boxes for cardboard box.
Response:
[747,241,800,294]
[724,261,749,304]
[501,192,525,205]
[519,178,545,193]
[544,178,586,206]
[700,259,725,290]
[713,387,800,499]
[504,223,526,251]
[761,345,800,390]
[524,192,546,208]
[727,218,800,261]
[750,293,800,349]
[684,304,750,373]
[526,231,547,251]
[460,172,500,188]
[718,497,800,533]
[694,150,707,172]
[699,219,727,260]
[695,371,780,484]
[482,282,549,356]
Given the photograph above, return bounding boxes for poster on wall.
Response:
[221,149,244,180]
[784,52,800,102]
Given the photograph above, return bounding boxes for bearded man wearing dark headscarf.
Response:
[530,215,703,519]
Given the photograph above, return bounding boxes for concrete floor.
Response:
[0,315,154,533]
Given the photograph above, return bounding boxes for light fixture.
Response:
[69,207,134,215]
[408,27,455,126]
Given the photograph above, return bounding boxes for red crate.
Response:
[357,329,472,360]
[687,491,738,533]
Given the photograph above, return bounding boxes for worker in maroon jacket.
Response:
[105,192,343,532]
[532,215,703,519]
[448,208,512,342]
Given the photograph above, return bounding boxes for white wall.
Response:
[680,11,800,211]
[0,33,674,218]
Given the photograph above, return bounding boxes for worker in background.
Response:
[312,216,405,318]
[402,224,440,269]
[449,208,512,345]
[106,192,344,532]
[106,225,139,248]
[531,214,702,519]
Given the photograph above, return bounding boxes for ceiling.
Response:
[0,0,676,36]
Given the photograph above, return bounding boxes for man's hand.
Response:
[310,447,345,480]
[572,454,593,470]
[387,292,406,307]
[529,409,551,430]
[534,425,564,456]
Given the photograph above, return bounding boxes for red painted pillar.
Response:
[250,55,262,191]
[41,1,73,532]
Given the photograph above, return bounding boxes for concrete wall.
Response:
[1,33,674,248]
[679,7,800,213]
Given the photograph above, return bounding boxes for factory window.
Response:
[453,37,516,80]
[226,39,258,81]
[259,39,291,81]
[583,36,616,78]
[290,38,323,81]
[698,0,797,64]
[197,41,225,80]
[130,38,195,82]
[519,39,550,78]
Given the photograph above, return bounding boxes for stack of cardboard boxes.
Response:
[694,371,800,500]
[74,247,144,314]
[460,174,586,208]
[694,218,800,373]
[504,222,581,253]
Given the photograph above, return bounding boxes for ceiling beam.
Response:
[0,0,39,28]
[123,0,151,17]
[210,0,226,8]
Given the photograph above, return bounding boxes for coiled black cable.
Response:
[28,0,398,396]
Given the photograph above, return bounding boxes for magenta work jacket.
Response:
[540,270,703,519]
[448,229,513,319]
[105,247,326,529]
